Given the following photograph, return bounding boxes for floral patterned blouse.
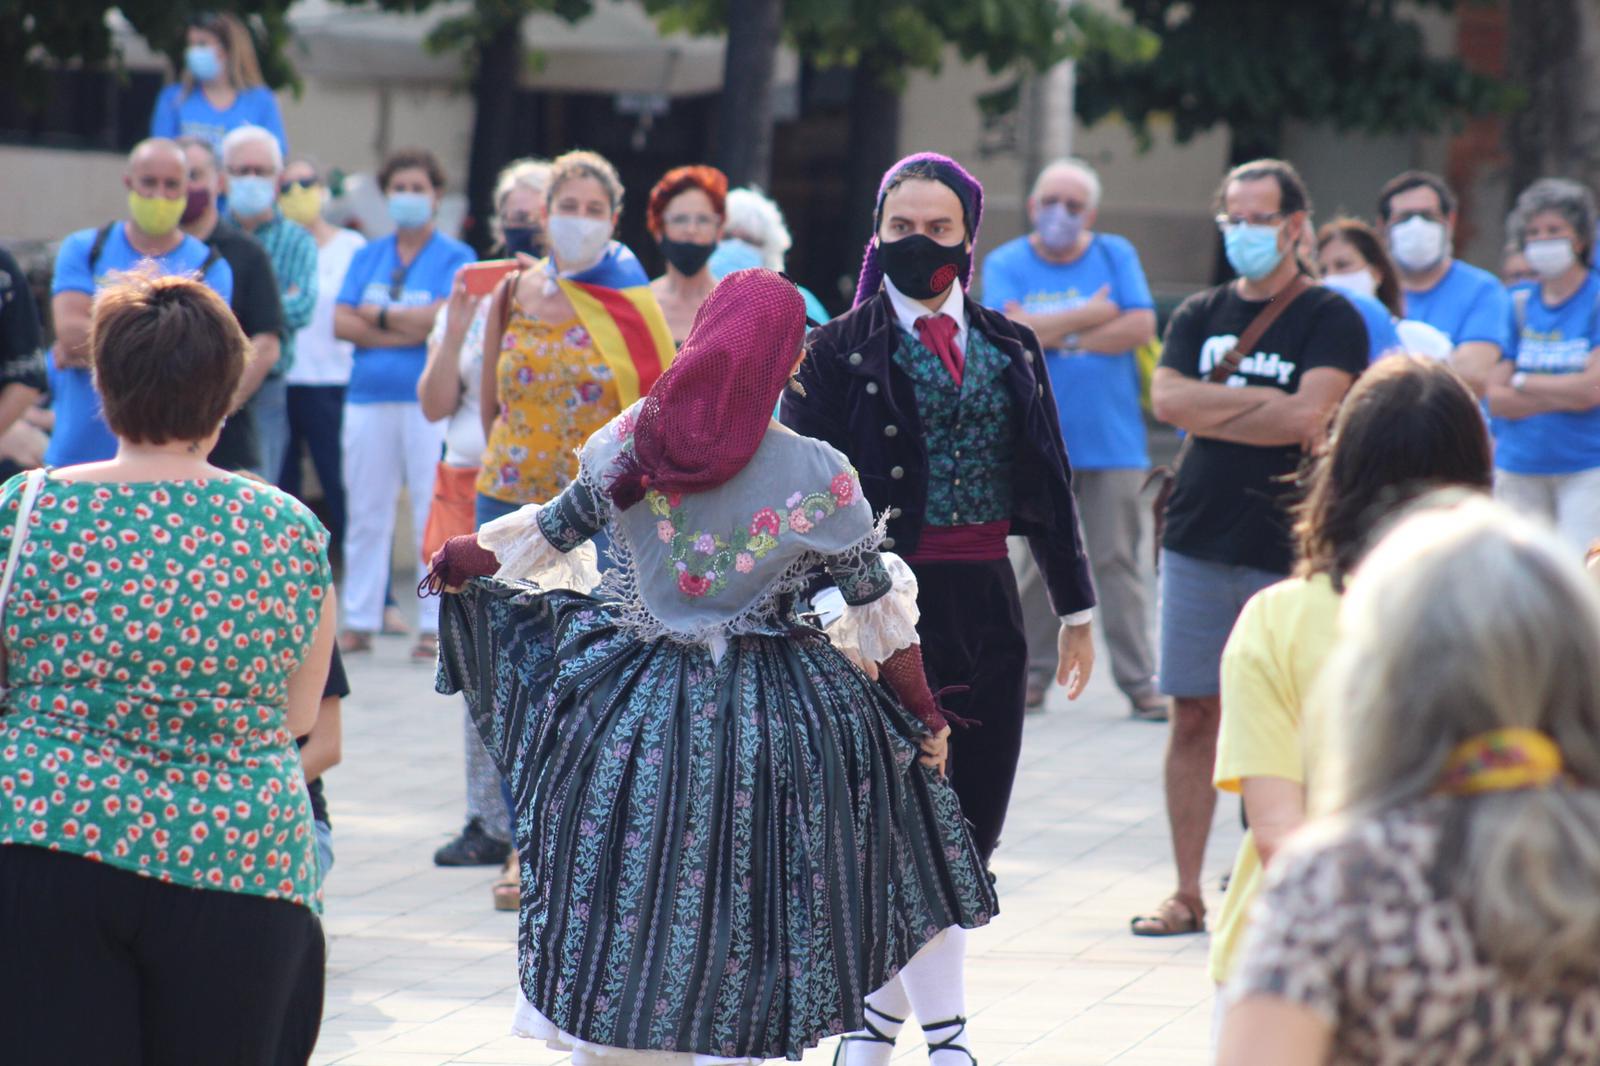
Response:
[0,475,332,910]
[478,307,622,505]
[892,327,1018,527]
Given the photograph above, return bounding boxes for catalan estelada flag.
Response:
[557,278,676,406]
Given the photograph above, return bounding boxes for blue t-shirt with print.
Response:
[981,233,1153,469]
[1494,274,1600,475]
[149,84,287,156]
[47,223,236,467]
[1402,259,1512,352]
[1345,292,1403,362]
[337,231,475,404]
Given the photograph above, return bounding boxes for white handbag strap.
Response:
[0,468,47,624]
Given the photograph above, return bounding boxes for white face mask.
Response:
[546,215,612,272]
[1322,268,1378,301]
[1388,216,1449,273]
[1524,237,1577,279]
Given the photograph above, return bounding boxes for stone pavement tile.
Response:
[318,606,1236,1066]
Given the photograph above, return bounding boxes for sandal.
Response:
[337,630,373,654]
[922,1016,976,1064]
[1130,893,1206,937]
[492,849,520,911]
[381,604,410,635]
[1129,695,1169,723]
[410,633,438,662]
[832,1003,903,1064]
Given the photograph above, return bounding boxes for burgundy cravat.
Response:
[915,313,965,387]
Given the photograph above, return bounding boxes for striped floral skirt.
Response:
[435,580,996,1062]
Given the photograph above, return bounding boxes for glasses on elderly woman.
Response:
[664,213,721,232]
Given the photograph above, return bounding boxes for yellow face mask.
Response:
[279,184,325,227]
[127,191,186,237]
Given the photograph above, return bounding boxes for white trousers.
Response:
[1494,466,1600,553]
[341,401,444,634]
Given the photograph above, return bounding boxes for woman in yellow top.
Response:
[476,149,673,532]
[1209,356,1491,1000]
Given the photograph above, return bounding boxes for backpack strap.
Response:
[86,222,118,278]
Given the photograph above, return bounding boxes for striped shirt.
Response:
[248,211,318,375]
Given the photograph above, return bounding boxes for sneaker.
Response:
[433,818,511,866]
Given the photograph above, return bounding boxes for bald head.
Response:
[1030,158,1102,213]
[126,138,188,203]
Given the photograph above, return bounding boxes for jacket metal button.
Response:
[1024,350,1035,364]
[865,381,879,395]
[890,466,904,479]
[953,478,961,487]
[951,512,960,522]
[890,506,902,518]
[1037,383,1044,397]
[849,352,863,366]
[881,537,895,549]
[883,425,898,437]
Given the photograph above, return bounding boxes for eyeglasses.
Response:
[1388,209,1446,225]
[1215,211,1287,231]
[664,212,720,230]
[227,165,276,178]
[1038,197,1088,215]
[389,263,412,301]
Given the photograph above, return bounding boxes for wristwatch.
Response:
[1511,371,1528,391]
[1064,332,1081,351]
[377,307,389,331]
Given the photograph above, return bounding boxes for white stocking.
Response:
[836,972,910,1065]
[899,926,972,1064]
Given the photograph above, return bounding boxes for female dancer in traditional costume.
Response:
[425,269,996,1064]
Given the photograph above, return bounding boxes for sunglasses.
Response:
[280,177,319,192]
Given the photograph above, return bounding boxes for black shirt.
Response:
[0,246,47,395]
[1158,281,1368,574]
[298,644,350,827]
[202,220,284,471]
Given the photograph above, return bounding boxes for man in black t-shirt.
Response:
[298,645,348,884]
[178,136,285,472]
[1133,160,1367,938]
[0,246,48,481]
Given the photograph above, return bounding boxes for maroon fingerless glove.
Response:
[879,643,954,732]
[418,534,500,596]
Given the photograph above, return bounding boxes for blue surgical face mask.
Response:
[185,45,222,83]
[1035,203,1084,253]
[227,175,277,219]
[388,191,434,230]
[1223,223,1285,281]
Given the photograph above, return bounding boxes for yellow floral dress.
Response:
[477,309,623,505]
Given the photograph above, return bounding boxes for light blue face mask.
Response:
[387,192,434,230]
[227,175,276,219]
[1223,223,1285,281]
[185,46,222,83]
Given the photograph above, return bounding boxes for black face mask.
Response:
[877,234,970,299]
[502,225,543,258]
[660,237,716,277]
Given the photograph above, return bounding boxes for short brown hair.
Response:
[546,149,625,212]
[91,272,248,445]
[1317,216,1405,317]
[378,147,447,193]
[646,165,728,237]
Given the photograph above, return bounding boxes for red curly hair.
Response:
[646,165,729,238]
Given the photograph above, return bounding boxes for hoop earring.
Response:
[787,374,807,398]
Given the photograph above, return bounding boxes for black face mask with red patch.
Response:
[877,234,970,300]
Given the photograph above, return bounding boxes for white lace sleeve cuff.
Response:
[825,552,920,662]
[478,502,601,593]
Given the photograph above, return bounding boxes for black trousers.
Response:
[280,383,347,552]
[0,844,325,1066]
[907,557,1029,863]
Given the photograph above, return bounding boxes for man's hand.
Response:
[0,419,47,468]
[1055,621,1095,699]
[919,725,951,776]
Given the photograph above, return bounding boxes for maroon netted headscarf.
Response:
[608,268,807,510]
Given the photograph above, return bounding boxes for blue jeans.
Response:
[313,818,334,885]
[247,375,290,486]
[281,384,347,548]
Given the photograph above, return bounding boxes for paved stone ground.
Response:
[312,598,1240,1066]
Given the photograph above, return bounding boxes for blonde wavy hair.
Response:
[180,13,265,94]
[1311,495,1600,983]
[546,149,624,213]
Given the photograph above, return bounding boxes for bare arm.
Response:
[1195,367,1355,449]
[1002,285,1119,348]
[1450,340,1501,397]
[1513,348,1600,412]
[1149,366,1278,433]
[1217,997,1332,1066]
[298,695,343,781]
[480,282,507,442]
[334,305,412,349]
[0,383,42,440]
[50,292,93,369]
[1075,308,1157,354]
[233,333,280,406]
[286,589,337,738]
[1241,776,1306,868]
[418,278,474,422]
[381,300,447,343]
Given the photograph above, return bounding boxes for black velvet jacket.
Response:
[781,290,1096,616]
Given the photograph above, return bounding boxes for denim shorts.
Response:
[1158,549,1282,698]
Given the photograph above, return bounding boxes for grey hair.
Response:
[220,124,283,174]
[493,158,552,215]
[1310,494,1600,983]
[1031,157,1102,211]
[723,188,791,272]
[1507,178,1597,264]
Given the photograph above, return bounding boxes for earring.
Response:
[787,374,807,398]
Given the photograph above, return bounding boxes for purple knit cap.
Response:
[854,151,985,307]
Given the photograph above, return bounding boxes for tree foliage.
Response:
[1075,0,1514,156]
[0,1,300,96]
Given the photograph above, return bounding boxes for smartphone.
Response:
[460,259,517,297]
